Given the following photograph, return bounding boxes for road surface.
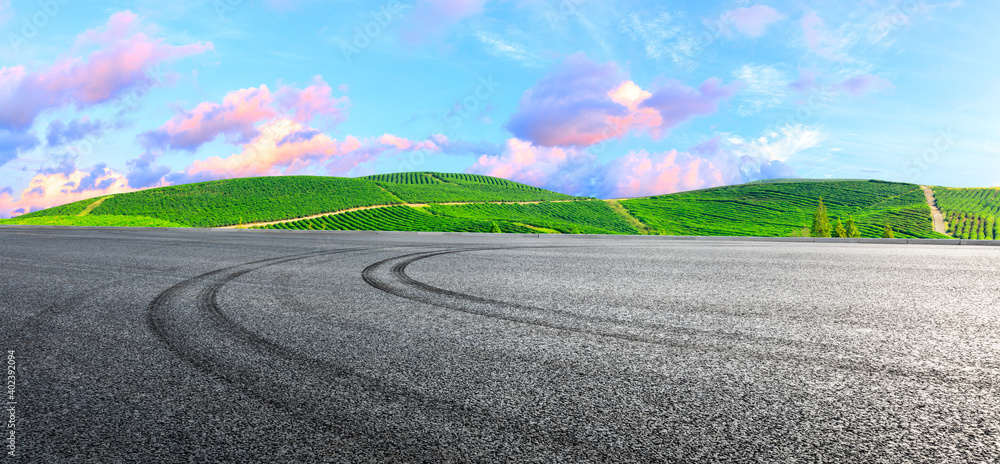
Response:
[1,227,998,462]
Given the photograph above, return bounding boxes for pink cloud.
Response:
[725,5,786,38]
[145,85,276,151]
[182,119,356,179]
[503,55,626,147]
[467,138,590,192]
[601,150,726,198]
[606,80,663,140]
[837,74,893,97]
[168,119,440,182]
[789,68,822,93]
[378,133,439,151]
[0,11,213,130]
[466,131,806,198]
[142,76,349,151]
[466,138,728,198]
[274,76,350,125]
[0,165,136,217]
[639,78,742,135]
[504,54,739,147]
[801,11,844,60]
[789,70,892,98]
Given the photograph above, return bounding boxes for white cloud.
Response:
[726,125,824,164]
[732,64,788,115]
[475,31,540,66]
[619,12,693,65]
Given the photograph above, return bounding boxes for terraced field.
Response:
[258,205,536,234]
[621,180,947,239]
[932,187,1000,240]
[364,172,574,203]
[15,176,401,227]
[12,174,577,228]
[425,201,640,235]
[4,174,968,239]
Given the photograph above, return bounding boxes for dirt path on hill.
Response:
[78,196,112,216]
[225,199,582,229]
[921,186,948,235]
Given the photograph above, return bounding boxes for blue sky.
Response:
[0,0,994,216]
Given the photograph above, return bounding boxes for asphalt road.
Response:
[1,227,999,463]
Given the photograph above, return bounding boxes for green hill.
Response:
[2,174,985,239]
[423,201,640,235]
[931,187,1000,240]
[620,180,947,239]
[11,174,575,228]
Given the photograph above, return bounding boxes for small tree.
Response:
[845,216,861,238]
[833,219,847,238]
[811,197,832,238]
[489,222,502,233]
[881,225,894,238]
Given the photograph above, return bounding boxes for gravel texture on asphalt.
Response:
[1,227,999,463]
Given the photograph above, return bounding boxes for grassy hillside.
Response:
[424,201,640,235]
[363,172,574,203]
[16,176,400,227]
[3,174,979,239]
[0,215,186,228]
[12,174,575,228]
[620,180,947,239]
[931,187,1000,240]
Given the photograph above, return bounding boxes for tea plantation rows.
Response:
[9,174,998,239]
[620,180,946,239]
[932,187,1000,240]
[257,206,536,234]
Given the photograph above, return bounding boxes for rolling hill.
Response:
[620,179,945,239]
[1,173,982,239]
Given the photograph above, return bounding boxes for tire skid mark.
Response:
[146,247,590,462]
[148,248,455,461]
[363,248,999,389]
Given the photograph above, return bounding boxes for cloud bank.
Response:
[141,76,349,152]
[504,54,740,147]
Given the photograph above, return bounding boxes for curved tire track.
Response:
[147,247,466,461]
[362,248,997,388]
[145,247,587,462]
